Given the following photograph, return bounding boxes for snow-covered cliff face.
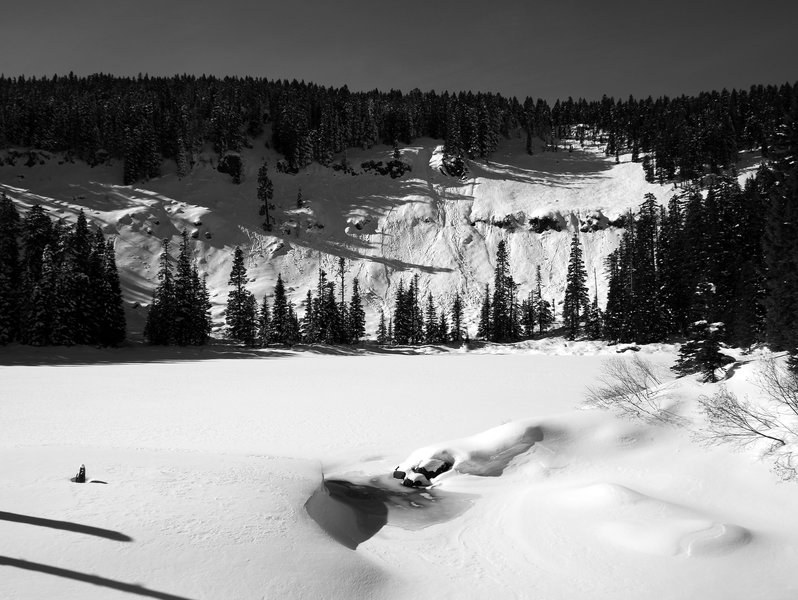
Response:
[0,134,679,337]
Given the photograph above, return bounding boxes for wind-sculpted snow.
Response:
[2,348,798,599]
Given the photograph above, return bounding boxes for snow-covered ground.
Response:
[2,342,798,599]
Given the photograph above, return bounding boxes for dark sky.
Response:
[1,0,795,101]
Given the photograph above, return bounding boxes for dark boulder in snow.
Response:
[394,458,453,488]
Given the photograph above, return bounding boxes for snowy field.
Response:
[3,343,798,599]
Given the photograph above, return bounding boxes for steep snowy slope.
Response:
[0,136,718,337]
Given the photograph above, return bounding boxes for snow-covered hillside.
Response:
[0,135,697,337]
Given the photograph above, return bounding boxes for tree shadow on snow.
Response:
[0,341,434,366]
[0,511,132,542]
[0,556,195,600]
[0,342,295,367]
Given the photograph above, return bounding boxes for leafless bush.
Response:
[586,355,679,423]
[756,356,798,420]
[698,385,787,448]
[698,356,798,480]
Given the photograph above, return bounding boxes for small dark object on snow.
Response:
[395,459,453,488]
[73,464,86,483]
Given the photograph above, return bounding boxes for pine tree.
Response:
[438,309,449,343]
[257,159,274,231]
[172,230,198,345]
[144,238,175,345]
[176,136,190,179]
[477,283,492,340]
[0,193,21,344]
[22,204,54,282]
[425,293,438,343]
[257,295,271,346]
[451,292,464,343]
[409,274,424,345]
[191,268,213,345]
[99,238,126,346]
[337,257,348,340]
[269,274,292,345]
[562,233,589,339]
[392,279,409,345]
[763,97,798,355]
[585,285,603,340]
[521,291,536,338]
[348,278,366,343]
[67,210,94,344]
[491,240,515,342]
[300,290,315,343]
[673,282,730,382]
[225,246,256,345]
[377,310,388,344]
[534,265,554,334]
[26,244,58,346]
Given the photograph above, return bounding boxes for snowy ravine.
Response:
[2,343,798,600]
[0,134,720,338]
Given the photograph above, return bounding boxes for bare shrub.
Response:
[699,385,787,448]
[587,355,679,423]
[756,356,798,420]
[698,356,798,480]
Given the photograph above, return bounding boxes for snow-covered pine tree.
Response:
[562,233,589,340]
[22,204,54,283]
[225,247,257,345]
[257,159,274,231]
[673,282,730,382]
[348,278,365,343]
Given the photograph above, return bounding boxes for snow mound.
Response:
[396,420,543,483]
[547,482,752,557]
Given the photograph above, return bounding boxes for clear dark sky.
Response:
[1,0,795,101]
